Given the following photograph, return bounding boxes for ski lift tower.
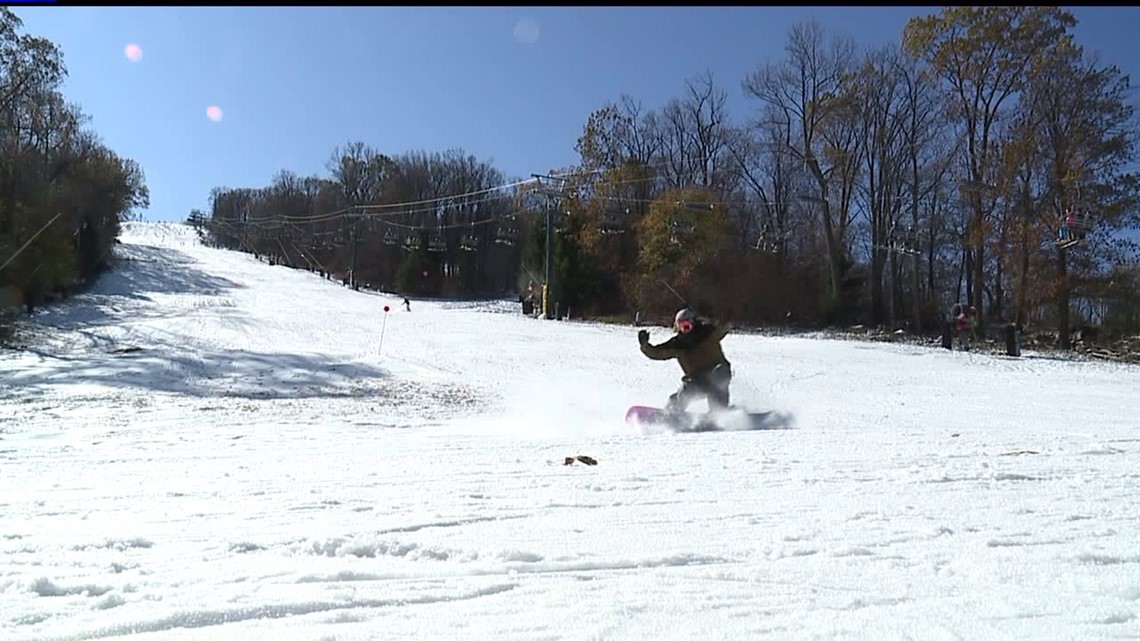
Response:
[530,173,570,319]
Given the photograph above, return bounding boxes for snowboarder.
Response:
[638,307,733,413]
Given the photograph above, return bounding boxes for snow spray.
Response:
[378,305,390,355]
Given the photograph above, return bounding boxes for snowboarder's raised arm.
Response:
[638,329,680,360]
[641,341,681,360]
[709,320,731,342]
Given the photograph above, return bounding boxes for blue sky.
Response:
[11,6,1140,222]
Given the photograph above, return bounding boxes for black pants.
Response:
[667,363,732,412]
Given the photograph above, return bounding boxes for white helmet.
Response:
[674,307,697,330]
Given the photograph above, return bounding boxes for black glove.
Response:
[638,329,650,345]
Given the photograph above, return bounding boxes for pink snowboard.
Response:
[626,405,783,432]
[625,405,668,426]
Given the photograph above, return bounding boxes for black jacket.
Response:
[640,320,730,377]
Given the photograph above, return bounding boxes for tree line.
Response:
[202,7,1140,346]
[0,8,149,319]
[199,146,526,298]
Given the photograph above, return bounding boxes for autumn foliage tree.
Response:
[903,7,1077,324]
[192,7,1139,349]
[0,9,148,322]
[631,187,734,315]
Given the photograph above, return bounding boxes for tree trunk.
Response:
[927,219,938,311]
[910,182,922,333]
[820,200,844,318]
[1057,246,1070,349]
[993,254,1004,320]
[911,254,923,332]
[889,250,901,327]
[1015,218,1031,329]
[971,207,985,326]
[960,246,971,308]
[871,245,885,324]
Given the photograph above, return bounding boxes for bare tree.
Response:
[659,71,737,193]
[847,44,908,325]
[744,18,861,319]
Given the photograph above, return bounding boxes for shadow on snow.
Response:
[6,243,395,400]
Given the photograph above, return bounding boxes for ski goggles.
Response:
[676,318,694,333]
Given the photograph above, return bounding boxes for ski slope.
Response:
[2,221,1138,641]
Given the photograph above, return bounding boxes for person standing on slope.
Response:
[638,307,733,413]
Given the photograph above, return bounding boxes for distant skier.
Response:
[402,296,411,312]
[941,302,978,350]
[951,303,976,334]
[638,307,733,413]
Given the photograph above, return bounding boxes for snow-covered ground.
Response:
[2,221,1138,641]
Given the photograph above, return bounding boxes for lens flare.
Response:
[513,18,540,45]
[205,105,223,122]
[124,43,143,62]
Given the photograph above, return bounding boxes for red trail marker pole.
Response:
[378,305,390,355]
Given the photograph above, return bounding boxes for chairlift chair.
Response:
[460,232,479,251]
[753,222,786,253]
[753,234,784,254]
[668,219,695,245]
[599,209,627,235]
[900,226,920,254]
[1056,208,1093,248]
[881,223,920,256]
[494,226,517,246]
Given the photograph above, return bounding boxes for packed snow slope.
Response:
[2,221,1138,641]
